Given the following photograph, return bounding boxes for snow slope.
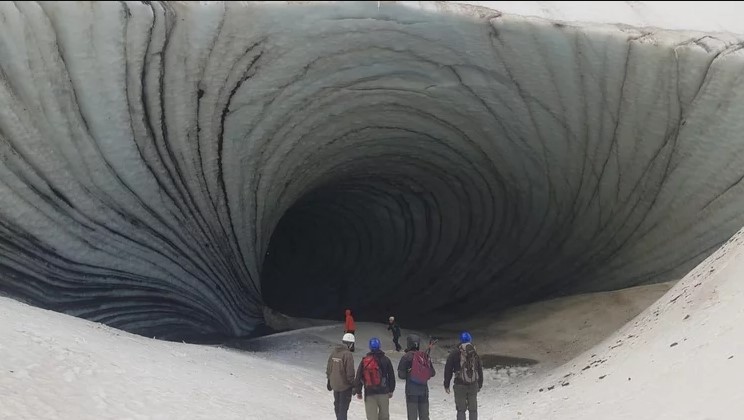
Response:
[0,298,331,419]
[499,228,744,419]
[450,1,744,34]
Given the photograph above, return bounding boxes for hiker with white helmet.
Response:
[326,333,356,420]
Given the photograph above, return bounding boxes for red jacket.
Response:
[345,310,356,332]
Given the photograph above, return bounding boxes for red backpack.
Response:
[362,356,382,388]
[409,351,433,384]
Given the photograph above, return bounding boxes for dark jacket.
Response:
[397,350,436,397]
[387,322,401,338]
[353,350,396,397]
[444,344,484,389]
[326,345,355,391]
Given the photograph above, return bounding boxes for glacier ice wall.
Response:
[1,1,744,340]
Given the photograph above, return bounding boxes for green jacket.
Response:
[326,345,355,391]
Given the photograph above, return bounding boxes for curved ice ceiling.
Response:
[1,1,744,340]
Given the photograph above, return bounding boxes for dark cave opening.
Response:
[260,144,534,329]
[261,173,448,324]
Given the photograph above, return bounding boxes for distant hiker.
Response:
[327,333,356,420]
[444,332,483,420]
[353,337,396,420]
[345,309,356,352]
[397,334,436,420]
[387,316,402,352]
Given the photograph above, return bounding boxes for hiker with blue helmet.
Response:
[353,337,396,420]
[397,334,436,420]
[444,332,483,420]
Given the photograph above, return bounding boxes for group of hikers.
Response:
[328,309,484,420]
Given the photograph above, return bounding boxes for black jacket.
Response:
[444,345,484,389]
[353,350,396,397]
[397,350,436,397]
[387,322,401,338]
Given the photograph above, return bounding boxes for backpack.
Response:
[362,355,383,388]
[409,351,433,384]
[457,343,480,385]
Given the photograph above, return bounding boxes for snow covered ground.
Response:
[2,224,743,419]
[433,281,675,368]
[449,1,744,34]
[0,300,486,419]
[497,227,744,419]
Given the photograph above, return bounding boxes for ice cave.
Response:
[1,1,744,342]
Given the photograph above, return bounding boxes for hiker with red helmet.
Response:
[327,333,356,420]
[444,332,483,420]
[397,334,436,420]
[353,337,396,420]
[344,309,356,352]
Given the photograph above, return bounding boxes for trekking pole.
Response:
[426,338,439,355]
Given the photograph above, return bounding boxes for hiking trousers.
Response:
[333,388,352,420]
[454,383,479,420]
[364,393,390,420]
[392,336,401,351]
[406,394,429,420]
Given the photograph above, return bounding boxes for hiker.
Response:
[444,332,484,420]
[397,334,436,420]
[353,337,396,420]
[327,333,356,420]
[345,309,356,352]
[387,316,402,352]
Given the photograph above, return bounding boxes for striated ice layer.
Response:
[1,1,744,340]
